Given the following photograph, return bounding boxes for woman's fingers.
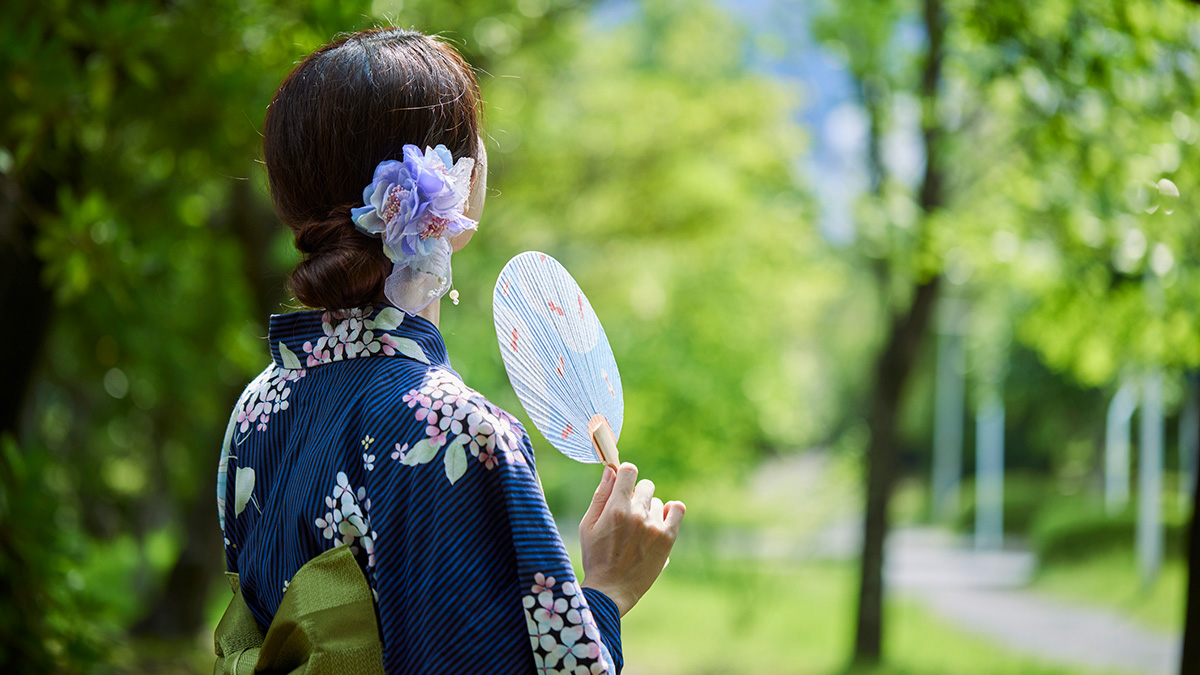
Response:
[581,465,616,530]
[578,464,686,617]
[664,500,686,537]
[650,497,665,525]
[632,478,655,517]
[612,462,639,504]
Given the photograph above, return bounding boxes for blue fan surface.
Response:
[493,252,623,463]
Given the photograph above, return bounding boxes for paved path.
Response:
[885,528,1181,675]
[738,453,1183,675]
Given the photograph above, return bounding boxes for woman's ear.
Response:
[452,139,487,253]
[464,139,487,223]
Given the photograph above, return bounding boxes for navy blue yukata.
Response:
[217,304,622,674]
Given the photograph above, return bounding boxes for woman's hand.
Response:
[579,462,685,616]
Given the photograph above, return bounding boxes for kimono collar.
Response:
[266,305,449,371]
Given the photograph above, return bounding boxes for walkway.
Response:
[741,453,1184,675]
[887,528,1181,675]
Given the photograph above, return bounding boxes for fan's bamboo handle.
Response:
[588,414,620,469]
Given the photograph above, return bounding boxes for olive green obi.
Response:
[213,546,385,674]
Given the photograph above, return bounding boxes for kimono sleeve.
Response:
[361,369,621,674]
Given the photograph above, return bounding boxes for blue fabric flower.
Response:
[351,145,477,314]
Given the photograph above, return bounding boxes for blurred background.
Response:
[1,0,1197,672]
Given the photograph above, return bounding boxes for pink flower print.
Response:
[532,573,555,595]
[562,581,580,602]
[476,418,495,437]
[415,407,438,426]
[392,443,407,461]
[538,636,568,668]
[479,446,498,470]
[378,334,399,356]
[426,429,447,447]
[303,340,330,367]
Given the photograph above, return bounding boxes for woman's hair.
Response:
[264,28,482,310]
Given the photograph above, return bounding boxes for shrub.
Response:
[1030,499,1186,564]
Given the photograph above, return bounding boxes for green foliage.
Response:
[1031,499,1187,564]
[446,0,823,496]
[2,0,817,668]
[0,436,106,671]
[948,0,1200,384]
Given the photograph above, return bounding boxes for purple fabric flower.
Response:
[351,145,477,314]
[352,145,476,261]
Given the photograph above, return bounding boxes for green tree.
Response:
[818,0,1200,665]
[1,0,816,669]
[815,0,948,662]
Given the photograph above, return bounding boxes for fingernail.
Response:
[602,467,614,484]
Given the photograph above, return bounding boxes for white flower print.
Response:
[363,452,375,471]
[522,572,610,674]
[302,308,406,367]
[314,505,338,540]
[314,471,378,568]
[234,366,305,440]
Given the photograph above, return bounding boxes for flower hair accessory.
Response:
[351,144,477,315]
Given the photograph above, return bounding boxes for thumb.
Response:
[581,466,616,531]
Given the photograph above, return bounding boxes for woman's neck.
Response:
[417,299,440,328]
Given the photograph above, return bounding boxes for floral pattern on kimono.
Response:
[217,305,622,674]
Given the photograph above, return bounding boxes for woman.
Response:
[213,27,684,674]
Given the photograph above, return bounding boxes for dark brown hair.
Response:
[264,28,482,309]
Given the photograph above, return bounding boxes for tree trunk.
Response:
[0,173,57,438]
[852,278,940,662]
[852,0,945,663]
[1182,387,1200,673]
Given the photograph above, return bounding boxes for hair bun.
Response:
[288,205,391,310]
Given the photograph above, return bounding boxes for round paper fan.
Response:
[493,251,623,466]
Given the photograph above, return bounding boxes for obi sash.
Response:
[213,546,385,674]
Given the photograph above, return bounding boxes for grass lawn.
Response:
[620,554,1134,675]
[1032,551,1186,634]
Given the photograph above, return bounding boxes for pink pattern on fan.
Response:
[492,251,624,465]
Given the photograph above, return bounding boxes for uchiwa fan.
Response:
[493,251,623,467]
